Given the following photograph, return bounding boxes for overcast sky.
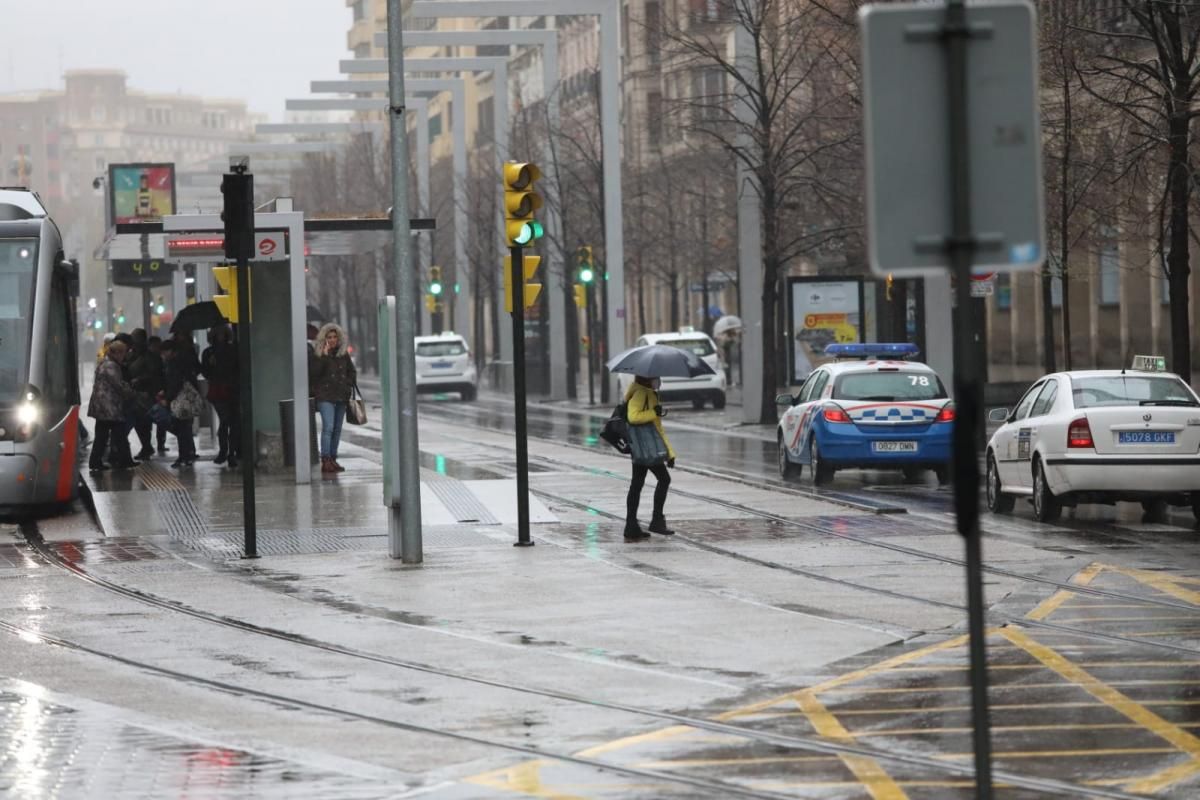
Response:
[0,0,352,120]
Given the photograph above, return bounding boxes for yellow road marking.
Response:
[1002,627,1200,794]
[1072,562,1106,586]
[795,690,910,800]
[574,725,695,758]
[879,660,1200,671]
[819,679,1200,694]
[465,761,586,800]
[1124,630,1200,638]
[1109,566,1200,606]
[635,756,839,768]
[1059,603,1173,610]
[822,699,1200,716]
[850,722,1200,737]
[1126,758,1200,795]
[1026,589,1075,621]
[934,747,1177,760]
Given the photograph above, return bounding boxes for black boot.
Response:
[624,518,650,541]
[649,515,675,535]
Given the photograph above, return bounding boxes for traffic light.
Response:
[425,294,436,313]
[115,307,126,326]
[503,162,544,246]
[503,254,543,313]
[154,295,166,315]
[576,245,595,284]
[429,266,443,296]
[574,284,587,309]
[212,265,239,323]
[221,170,254,262]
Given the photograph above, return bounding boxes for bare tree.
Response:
[662,0,863,422]
[1078,2,1200,382]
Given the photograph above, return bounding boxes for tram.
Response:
[0,188,82,511]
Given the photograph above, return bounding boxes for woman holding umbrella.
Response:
[623,375,676,540]
[609,343,715,541]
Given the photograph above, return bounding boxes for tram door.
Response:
[41,255,81,423]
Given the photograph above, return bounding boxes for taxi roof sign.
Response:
[1131,355,1168,373]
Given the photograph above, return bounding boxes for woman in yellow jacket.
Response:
[624,375,676,541]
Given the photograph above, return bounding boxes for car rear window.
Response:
[1071,376,1198,408]
[658,338,715,357]
[834,371,947,401]
[416,341,466,357]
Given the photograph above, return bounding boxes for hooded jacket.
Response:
[624,381,676,461]
[310,322,357,403]
[88,353,133,422]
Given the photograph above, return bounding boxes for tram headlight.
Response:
[14,396,40,442]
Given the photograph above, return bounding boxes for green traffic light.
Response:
[579,267,594,284]
[430,282,443,296]
[514,223,534,245]
[155,304,166,315]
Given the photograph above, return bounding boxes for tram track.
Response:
[8,521,1143,800]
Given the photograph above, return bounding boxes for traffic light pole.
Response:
[586,283,595,407]
[510,244,533,546]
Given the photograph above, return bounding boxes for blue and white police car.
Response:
[776,343,955,485]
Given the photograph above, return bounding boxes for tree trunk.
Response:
[760,179,780,425]
[669,272,680,330]
[1168,109,1192,382]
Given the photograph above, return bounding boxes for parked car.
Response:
[617,329,727,409]
[986,358,1200,522]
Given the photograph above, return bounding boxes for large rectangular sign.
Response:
[109,163,177,225]
[860,1,1044,276]
[787,277,864,384]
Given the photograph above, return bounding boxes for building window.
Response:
[476,97,494,143]
[995,272,1011,310]
[428,112,442,139]
[352,0,366,21]
[479,17,510,57]
[647,92,663,148]
[694,69,726,121]
[354,42,371,59]
[1097,242,1119,306]
[645,2,662,65]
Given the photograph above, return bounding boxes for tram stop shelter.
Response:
[97,198,434,485]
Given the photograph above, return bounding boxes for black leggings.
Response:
[627,462,671,521]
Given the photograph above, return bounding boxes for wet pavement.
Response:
[1,388,1199,798]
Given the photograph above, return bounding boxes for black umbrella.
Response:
[170,301,227,333]
[606,344,715,378]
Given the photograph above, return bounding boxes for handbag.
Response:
[626,396,668,467]
[170,381,205,420]
[599,402,631,454]
[346,383,368,426]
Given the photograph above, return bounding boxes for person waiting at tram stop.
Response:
[87,340,136,473]
[159,340,200,468]
[127,328,165,461]
[310,322,356,475]
[201,324,240,468]
[623,374,676,541]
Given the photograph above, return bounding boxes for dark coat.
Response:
[201,341,238,402]
[87,358,133,421]
[310,323,356,403]
[127,347,164,396]
[164,355,200,403]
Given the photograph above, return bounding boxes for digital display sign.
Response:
[108,163,176,225]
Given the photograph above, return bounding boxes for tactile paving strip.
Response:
[426,479,500,524]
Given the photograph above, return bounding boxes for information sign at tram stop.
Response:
[860,1,1045,278]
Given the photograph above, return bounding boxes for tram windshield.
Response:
[0,238,36,405]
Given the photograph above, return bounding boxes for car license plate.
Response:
[431,361,453,369]
[1119,431,1175,444]
[873,441,917,453]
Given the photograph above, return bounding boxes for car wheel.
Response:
[692,398,706,410]
[986,454,1014,513]
[934,466,950,487]
[778,435,801,480]
[1032,459,1061,523]
[461,385,477,402]
[1141,500,1168,524]
[712,393,727,410]
[810,438,833,486]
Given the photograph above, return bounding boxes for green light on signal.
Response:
[430,281,443,296]
[579,267,594,284]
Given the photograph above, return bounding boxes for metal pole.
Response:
[944,1,992,796]
[510,244,533,546]
[599,5,625,400]
[587,282,595,406]
[233,172,257,560]
[387,0,423,563]
[141,287,151,331]
[735,18,764,424]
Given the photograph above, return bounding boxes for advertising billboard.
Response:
[109,163,176,224]
[787,277,864,385]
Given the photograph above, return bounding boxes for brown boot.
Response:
[332,459,346,473]
[320,457,335,474]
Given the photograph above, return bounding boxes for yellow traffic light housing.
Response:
[503,162,544,246]
[504,254,543,313]
[213,265,240,323]
[429,265,443,296]
[574,284,587,309]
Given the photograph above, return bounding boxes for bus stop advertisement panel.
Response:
[787,276,865,385]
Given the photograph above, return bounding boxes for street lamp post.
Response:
[93,175,113,333]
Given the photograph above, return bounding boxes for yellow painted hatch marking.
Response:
[795,690,910,800]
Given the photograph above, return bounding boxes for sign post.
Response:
[861,3,1043,797]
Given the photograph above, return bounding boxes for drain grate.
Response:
[427,480,500,524]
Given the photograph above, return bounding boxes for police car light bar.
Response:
[824,343,921,359]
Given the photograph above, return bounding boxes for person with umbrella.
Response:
[609,344,714,541]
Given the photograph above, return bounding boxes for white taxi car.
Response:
[985,358,1200,522]
[776,343,955,485]
[616,329,727,409]
[414,332,477,401]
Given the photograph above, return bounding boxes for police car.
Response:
[776,343,954,485]
[414,332,477,401]
[616,329,727,409]
[985,356,1200,523]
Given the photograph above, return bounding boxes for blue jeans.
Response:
[317,401,346,458]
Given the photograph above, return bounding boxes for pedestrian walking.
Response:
[623,375,676,541]
[160,340,201,468]
[87,340,135,472]
[201,325,240,467]
[127,328,164,460]
[310,322,356,475]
